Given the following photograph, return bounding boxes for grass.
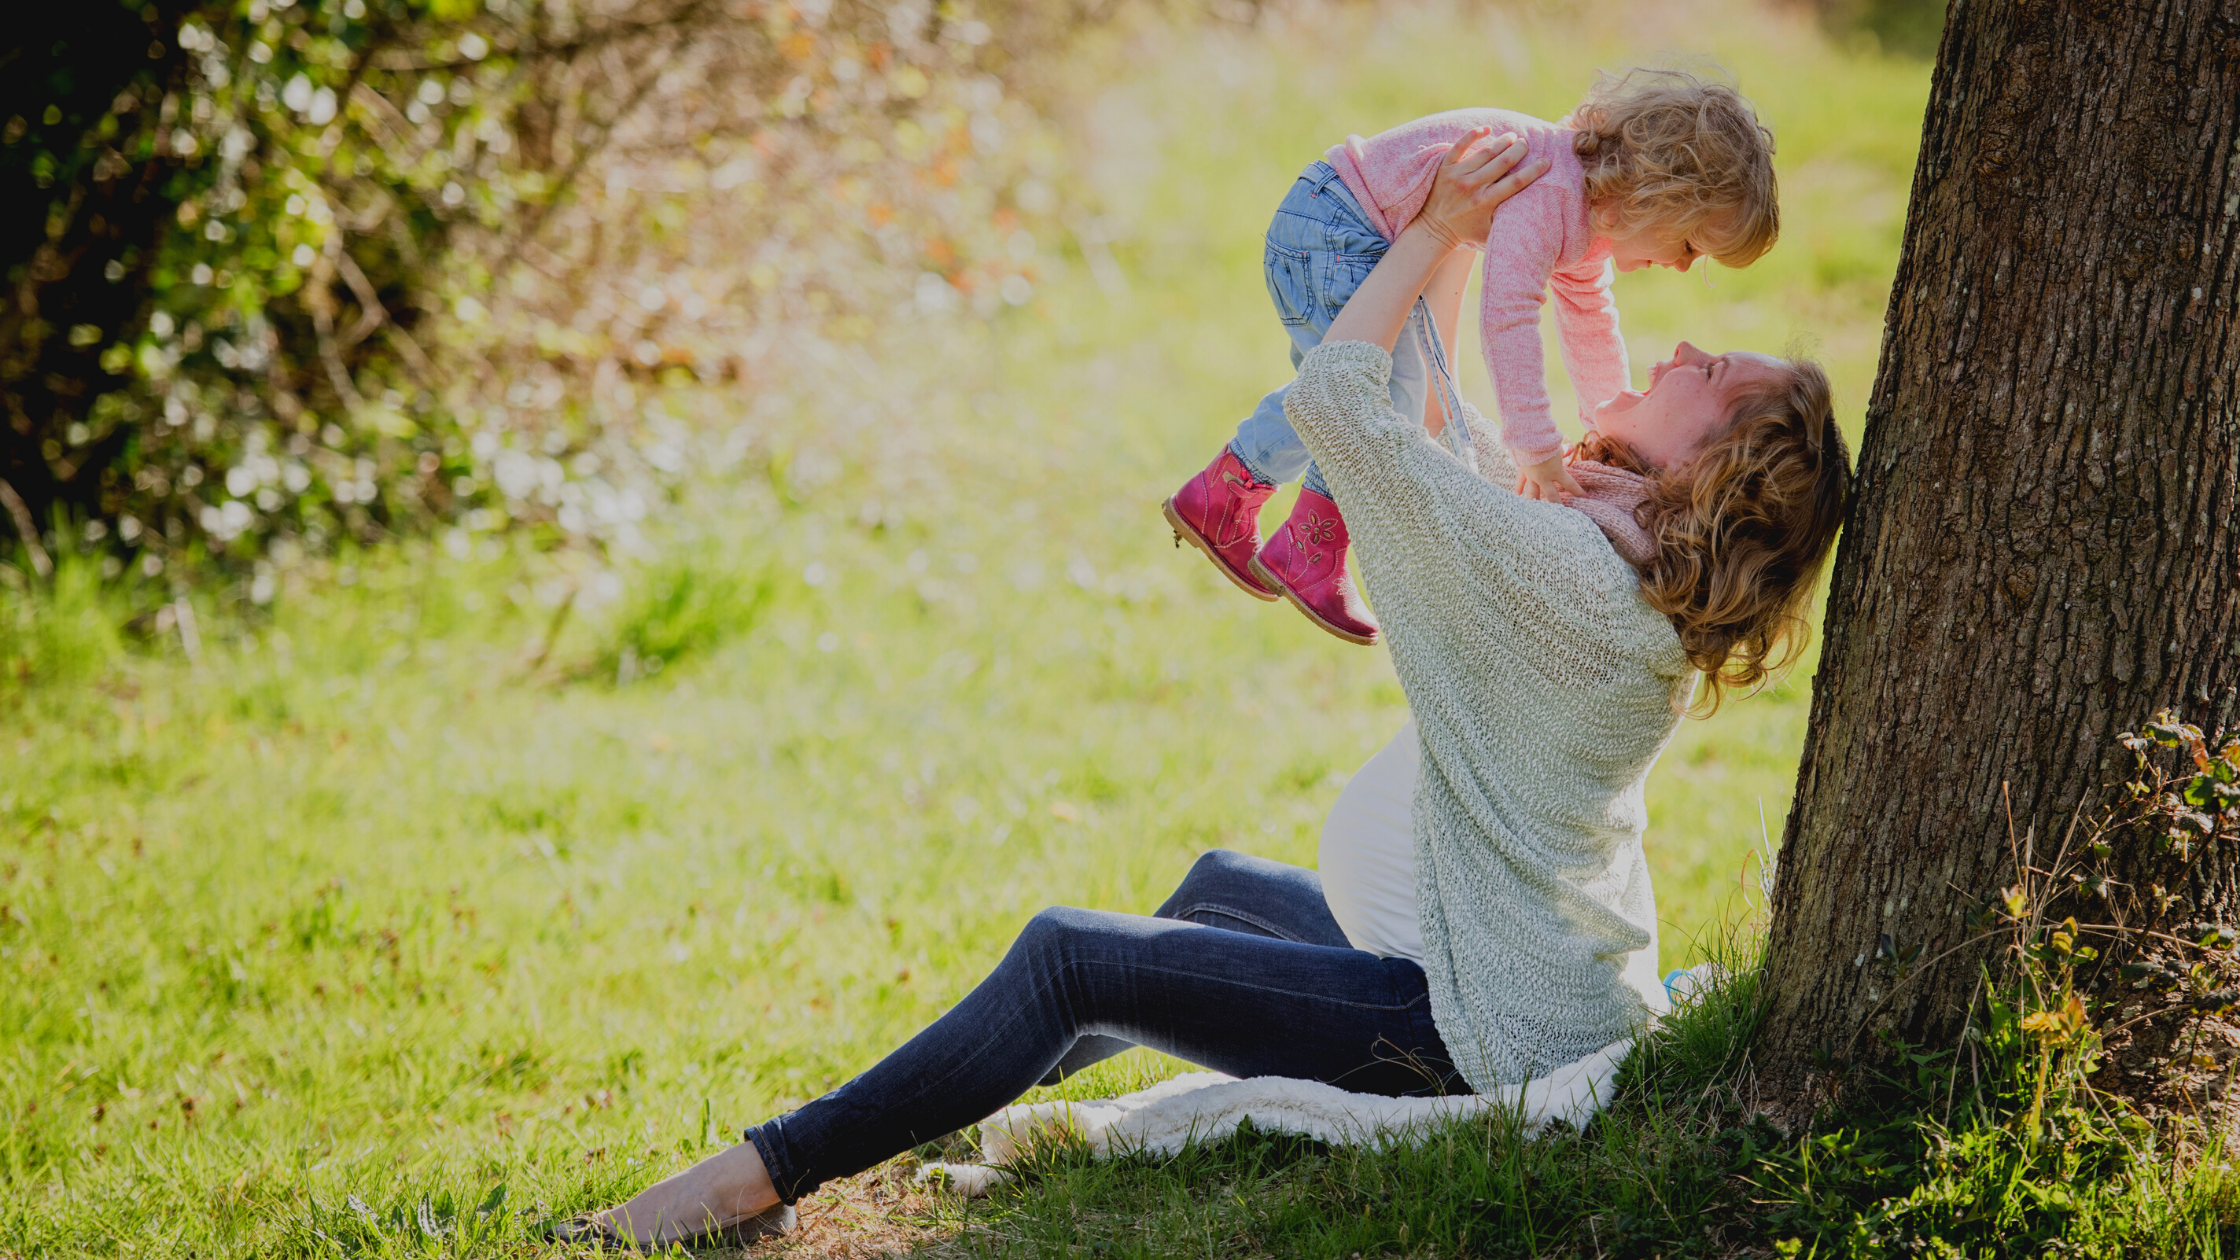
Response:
[10,1,2227,1255]
[953,955,2240,1259]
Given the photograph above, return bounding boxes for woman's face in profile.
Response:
[1589,341,1787,471]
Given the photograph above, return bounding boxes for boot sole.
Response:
[1249,556,1379,646]
[1163,497,1279,601]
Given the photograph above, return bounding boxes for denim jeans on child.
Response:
[1228,161,1472,498]
[744,849,1463,1204]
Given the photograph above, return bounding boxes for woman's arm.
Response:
[1286,136,1638,659]
[1321,226,1457,352]
[1284,350,1658,689]
[1421,249,1473,439]
[1324,129,1546,353]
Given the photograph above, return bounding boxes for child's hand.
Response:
[1419,127,1550,252]
[1514,453,1586,504]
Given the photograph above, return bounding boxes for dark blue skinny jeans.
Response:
[745,849,1463,1202]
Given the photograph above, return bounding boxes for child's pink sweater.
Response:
[1325,108,1627,466]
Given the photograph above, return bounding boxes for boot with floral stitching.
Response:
[1249,487,1379,645]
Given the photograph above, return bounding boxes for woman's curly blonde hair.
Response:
[1568,67,1779,267]
[1576,359,1850,713]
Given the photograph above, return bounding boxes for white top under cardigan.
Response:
[1319,718,1669,1017]
[1285,340,1693,1092]
[1317,723,1427,962]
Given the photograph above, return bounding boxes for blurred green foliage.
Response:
[4,0,1115,584]
[1820,0,1950,55]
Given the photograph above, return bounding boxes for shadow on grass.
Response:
[913,966,1766,1260]
[916,941,2239,1260]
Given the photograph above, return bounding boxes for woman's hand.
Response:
[1320,131,1546,354]
[1416,128,1547,253]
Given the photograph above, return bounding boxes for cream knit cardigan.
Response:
[1286,340,1695,1092]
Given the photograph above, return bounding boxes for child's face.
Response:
[1588,341,1786,470]
[1607,224,1709,273]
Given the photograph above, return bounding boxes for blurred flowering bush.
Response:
[3,0,1141,584]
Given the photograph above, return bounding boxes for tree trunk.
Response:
[1755,0,2240,1121]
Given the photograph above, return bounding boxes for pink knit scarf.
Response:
[1561,460,1657,567]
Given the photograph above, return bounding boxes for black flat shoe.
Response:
[544,1202,796,1251]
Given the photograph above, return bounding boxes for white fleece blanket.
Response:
[917,1039,1633,1197]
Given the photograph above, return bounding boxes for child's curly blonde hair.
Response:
[1568,68,1779,267]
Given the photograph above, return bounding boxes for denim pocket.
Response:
[1264,167,1388,334]
[1264,241,1318,329]
[1315,250,1382,324]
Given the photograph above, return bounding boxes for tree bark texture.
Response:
[1756,0,2240,1116]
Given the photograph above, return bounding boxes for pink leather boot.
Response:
[1250,487,1379,645]
[1163,448,1279,600]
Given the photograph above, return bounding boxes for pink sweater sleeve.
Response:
[1475,188,1573,467]
[1548,253,1630,430]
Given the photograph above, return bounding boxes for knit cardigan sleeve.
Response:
[1285,340,1669,688]
[1285,338,1694,1091]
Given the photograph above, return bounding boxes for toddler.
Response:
[1163,68,1779,644]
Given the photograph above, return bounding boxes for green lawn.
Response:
[1,3,1932,1255]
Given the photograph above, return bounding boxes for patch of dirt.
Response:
[703,1159,967,1260]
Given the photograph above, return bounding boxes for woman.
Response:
[562,137,1850,1248]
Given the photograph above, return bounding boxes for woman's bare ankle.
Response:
[725,1140,782,1216]
[599,1140,780,1239]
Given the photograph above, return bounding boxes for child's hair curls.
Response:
[1568,67,1780,268]
[1576,358,1850,713]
